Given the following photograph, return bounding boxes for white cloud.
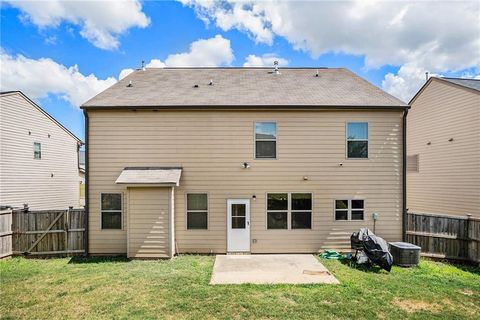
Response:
[164,35,233,66]
[118,68,135,80]
[243,54,288,67]
[182,1,480,101]
[7,0,150,50]
[182,1,479,71]
[180,0,274,44]
[382,64,480,103]
[119,35,234,78]
[146,59,166,68]
[1,50,117,107]
[382,63,441,103]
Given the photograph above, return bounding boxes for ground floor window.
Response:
[186,193,208,229]
[101,193,122,229]
[267,193,312,229]
[335,199,364,221]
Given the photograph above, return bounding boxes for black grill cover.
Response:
[351,228,393,272]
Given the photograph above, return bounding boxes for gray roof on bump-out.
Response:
[441,77,480,92]
[81,67,407,108]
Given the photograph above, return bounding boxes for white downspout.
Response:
[170,186,175,258]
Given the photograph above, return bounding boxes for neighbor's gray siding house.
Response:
[407,77,480,217]
[81,67,409,258]
[0,91,84,210]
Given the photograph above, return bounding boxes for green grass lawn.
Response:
[1,255,478,320]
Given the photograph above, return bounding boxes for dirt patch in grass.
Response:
[459,289,475,296]
[394,298,439,313]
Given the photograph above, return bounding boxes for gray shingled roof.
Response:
[82,68,407,108]
[441,77,480,92]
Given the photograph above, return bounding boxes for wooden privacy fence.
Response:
[0,208,13,258]
[0,207,86,258]
[406,211,479,264]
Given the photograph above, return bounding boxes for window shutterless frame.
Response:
[254,121,278,160]
[333,198,365,221]
[345,122,369,159]
[265,192,313,230]
[33,142,41,159]
[185,192,209,230]
[100,192,123,230]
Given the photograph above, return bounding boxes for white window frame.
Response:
[346,122,369,159]
[185,192,209,230]
[266,192,313,230]
[33,142,41,159]
[254,121,277,160]
[100,192,123,230]
[334,199,365,221]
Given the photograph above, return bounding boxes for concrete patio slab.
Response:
[210,254,340,285]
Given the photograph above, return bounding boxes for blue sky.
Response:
[1,1,479,141]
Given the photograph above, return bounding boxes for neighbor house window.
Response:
[186,193,208,229]
[34,142,41,159]
[255,122,277,159]
[407,154,419,172]
[347,122,368,158]
[101,193,122,229]
[267,193,312,229]
[335,199,364,221]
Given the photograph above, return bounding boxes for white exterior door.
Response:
[227,199,250,252]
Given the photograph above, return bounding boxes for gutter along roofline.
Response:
[81,104,410,110]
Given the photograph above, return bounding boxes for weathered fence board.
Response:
[11,208,85,256]
[407,211,480,264]
[0,208,13,258]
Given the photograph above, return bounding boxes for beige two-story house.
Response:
[0,91,84,210]
[81,67,409,258]
[407,77,480,217]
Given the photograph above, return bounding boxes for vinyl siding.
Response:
[0,93,81,210]
[88,109,404,254]
[408,80,480,217]
[127,187,170,258]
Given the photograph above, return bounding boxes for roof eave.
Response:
[81,104,409,110]
[410,77,480,105]
[2,91,83,143]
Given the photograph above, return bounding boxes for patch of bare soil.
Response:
[394,298,439,313]
[459,289,475,296]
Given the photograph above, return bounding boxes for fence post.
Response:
[66,207,73,256]
[466,214,474,264]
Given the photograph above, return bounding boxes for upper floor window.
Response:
[255,122,277,159]
[33,142,41,159]
[347,122,368,158]
[186,193,208,230]
[101,193,122,229]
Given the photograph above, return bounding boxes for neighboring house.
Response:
[0,91,84,210]
[79,150,86,206]
[407,77,480,217]
[81,67,409,258]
